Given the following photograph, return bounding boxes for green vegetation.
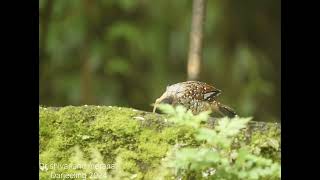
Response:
[155,104,280,179]
[39,105,280,179]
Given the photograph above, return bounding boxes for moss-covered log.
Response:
[39,105,280,179]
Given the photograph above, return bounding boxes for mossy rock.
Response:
[39,105,280,180]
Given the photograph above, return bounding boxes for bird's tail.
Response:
[217,103,237,118]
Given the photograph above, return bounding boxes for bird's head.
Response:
[152,84,181,113]
[152,92,175,113]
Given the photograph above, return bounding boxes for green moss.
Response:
[39,106,280,179]
[248,123,281,162]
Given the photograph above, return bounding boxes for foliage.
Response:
[156,104,281,180]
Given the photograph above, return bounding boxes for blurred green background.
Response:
[39,0,280,122]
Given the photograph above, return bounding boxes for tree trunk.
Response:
[187,0,207,80]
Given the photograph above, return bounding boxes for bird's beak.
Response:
[152,93,167,113]
[152,101,158,113]
[152,97,162,113]
[153,93,175,113]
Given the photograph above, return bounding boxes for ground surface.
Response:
[39,105,280,179]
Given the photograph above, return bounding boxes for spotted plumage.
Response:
[153,81,237,118]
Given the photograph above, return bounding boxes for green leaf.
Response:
[157,104,176,115]
[174,148,219,170]
[216,117,252,137]
[195,128,217,143]
[194,110,211,122]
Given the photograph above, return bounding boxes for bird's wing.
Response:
[183,81,221,101]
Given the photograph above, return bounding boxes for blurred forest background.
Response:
[39,0,280,122]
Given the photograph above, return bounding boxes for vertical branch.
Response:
[187,0,207,80]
